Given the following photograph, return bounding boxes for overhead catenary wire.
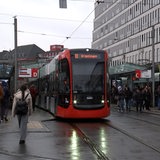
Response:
[18,30,91,39]
[0,13,92,23]
[60,0,105,44]
[60,5,96,44]
[0,12,92,41]
[0,0,97,49]
[0,22,13,25]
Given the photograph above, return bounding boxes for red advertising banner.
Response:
[135,70,141,78]
[31,68,38,78]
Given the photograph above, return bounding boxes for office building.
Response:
[92,0,160,67]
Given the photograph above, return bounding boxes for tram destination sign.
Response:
[74,53,101,59]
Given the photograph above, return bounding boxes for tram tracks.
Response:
[106,121,160,154]
[122,114,160,127]
[112,107,160,127]
[70,122,110,160]
[1,112,160,159]
[69,117,160,160]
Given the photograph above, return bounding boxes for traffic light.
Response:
[59,0,67,8]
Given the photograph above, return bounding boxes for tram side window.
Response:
[49,73,54,94]
[58,59,70,93]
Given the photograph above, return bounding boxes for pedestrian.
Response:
[143,86,151,110]
[134,87,143,112]
[1,81,10,121]
[111,85,118,104]
[124,85,132,112]
[29,84,38,111]
[118,86,125,112]
[12,84,32,144]
[157,85,160,110]
[0,83,4,122]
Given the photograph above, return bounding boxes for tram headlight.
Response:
[73,100,77,104]
[73,95,77,104]
[101,95,104,104]
[101,100,104,104]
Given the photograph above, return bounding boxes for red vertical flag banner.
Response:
[135,70,141,78]
[31,68,38,78]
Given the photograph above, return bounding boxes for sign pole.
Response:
[151,26,155,108]
[14,17,18,92]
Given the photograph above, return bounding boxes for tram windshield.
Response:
[72,59,104,93]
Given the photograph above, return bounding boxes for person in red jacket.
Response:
[29,84,38,111]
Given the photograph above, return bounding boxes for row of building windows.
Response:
[95,0,137,25]
[92,18,160,59]
[105,24,160,58]
[93,7,160,44]
[94,0,160,30]
[110,47,160,66]
[92,0,160,69]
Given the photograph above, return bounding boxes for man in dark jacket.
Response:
[134,87,143,112]
[1,81,10,121]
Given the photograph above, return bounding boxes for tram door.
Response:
[57,59,70,108]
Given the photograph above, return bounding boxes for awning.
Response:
[109,63,147,75]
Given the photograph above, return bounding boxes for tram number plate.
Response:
[86,96,93,100]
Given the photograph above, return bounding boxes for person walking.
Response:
[143,86,151,110]
[118,86,125,112]
[29,84,38,111]
[124,85,132,112]
[12,84,32,144]
[134,87,143,112]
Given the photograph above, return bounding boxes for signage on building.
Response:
[141,70,151,78]
[38,51,58,59]
[135,70,141,78]
[19,68,38,78]
[31,68,38,78]
[50,45,64,51]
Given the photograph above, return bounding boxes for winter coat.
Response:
[134,90,143,103]
[12,89,32,117]
[0,85,4,101]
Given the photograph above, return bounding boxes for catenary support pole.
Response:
[151,26,155,108]
[14,16,18,92]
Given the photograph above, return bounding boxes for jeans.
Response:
[17,114,28,140]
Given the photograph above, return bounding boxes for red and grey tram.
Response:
[37,48,110,118]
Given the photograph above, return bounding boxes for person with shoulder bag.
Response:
[12,84,32,144]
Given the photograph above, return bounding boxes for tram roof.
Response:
[109,63,147,75]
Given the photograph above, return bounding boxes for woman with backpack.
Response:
[12,84,32,144]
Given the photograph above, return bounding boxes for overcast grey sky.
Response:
[0,0,94,51]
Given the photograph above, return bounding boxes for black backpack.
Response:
[15,93,29,115]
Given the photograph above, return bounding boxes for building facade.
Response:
[92,0,160,67]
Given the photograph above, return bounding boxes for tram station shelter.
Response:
[109,63,151,90]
